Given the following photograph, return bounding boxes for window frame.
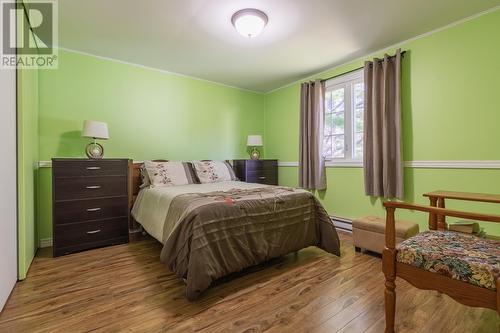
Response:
[323,69,364,167]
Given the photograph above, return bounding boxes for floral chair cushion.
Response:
[396,231,500,290]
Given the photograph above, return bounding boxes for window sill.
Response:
[325,160,363,168]
[277,160,363,168]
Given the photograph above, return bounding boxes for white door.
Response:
[0,63,18,310]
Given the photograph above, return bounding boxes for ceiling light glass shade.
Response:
[231,9,268,38]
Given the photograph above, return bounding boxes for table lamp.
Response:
[247,135,263,160]
[82,120,109,159]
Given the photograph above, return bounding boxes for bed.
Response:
[129,161,341,300]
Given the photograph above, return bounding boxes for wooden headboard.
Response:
[128,162,142,205]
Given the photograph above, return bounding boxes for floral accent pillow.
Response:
[192,161,237,183]
[144,161,198,187]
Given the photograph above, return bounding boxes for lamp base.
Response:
[249,147,260,160]
[85,142,104,159]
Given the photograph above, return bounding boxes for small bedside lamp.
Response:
[247,135,263,160]
[82,120,109,159]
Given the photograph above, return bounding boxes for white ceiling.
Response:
[57,0,500,92]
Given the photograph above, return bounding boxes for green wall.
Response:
[18,68,39,279]
[37,50,265,240]
[264,9,500,234]
[34,8,500,245]
[17,9,40,279]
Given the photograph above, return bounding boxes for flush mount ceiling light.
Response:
[231,8,268,38]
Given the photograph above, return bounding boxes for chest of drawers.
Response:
[52,158,129,257]
[232,159,278,185]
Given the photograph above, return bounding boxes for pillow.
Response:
[192,160,237,183]
[139,166,151,188]
[140,159,168,188]
[144,161,198,187]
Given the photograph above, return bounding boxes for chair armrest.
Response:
[383,201,500,252]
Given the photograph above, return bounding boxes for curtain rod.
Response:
[320,50,406,83]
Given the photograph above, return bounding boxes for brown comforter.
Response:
[159,186,340,301]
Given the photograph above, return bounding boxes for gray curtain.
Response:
[363,49,403,199]
[299,80,326,190]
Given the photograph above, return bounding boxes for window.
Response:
[323,69,364,162]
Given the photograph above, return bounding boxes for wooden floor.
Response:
[0,232,498,333]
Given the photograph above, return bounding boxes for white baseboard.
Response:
[39,220,348,248]
[331,216,353,232]
[39,238,53,248]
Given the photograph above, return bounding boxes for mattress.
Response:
[131,181,269,243]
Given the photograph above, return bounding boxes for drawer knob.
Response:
[259,176,266,179]
[85,185,101,189]
[86,166,101,170]
[86,207,101,212]
[86,229,101,234]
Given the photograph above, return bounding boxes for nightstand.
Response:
[232,159,278,185]
[51,158,129,257]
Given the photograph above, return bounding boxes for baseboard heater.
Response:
[331,215,353,232]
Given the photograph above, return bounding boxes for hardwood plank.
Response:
[0,232,498,332]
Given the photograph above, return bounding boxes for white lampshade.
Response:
[82,120,109,139]
[247,135,263,146]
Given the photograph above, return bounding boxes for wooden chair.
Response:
[382,201,500,333]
